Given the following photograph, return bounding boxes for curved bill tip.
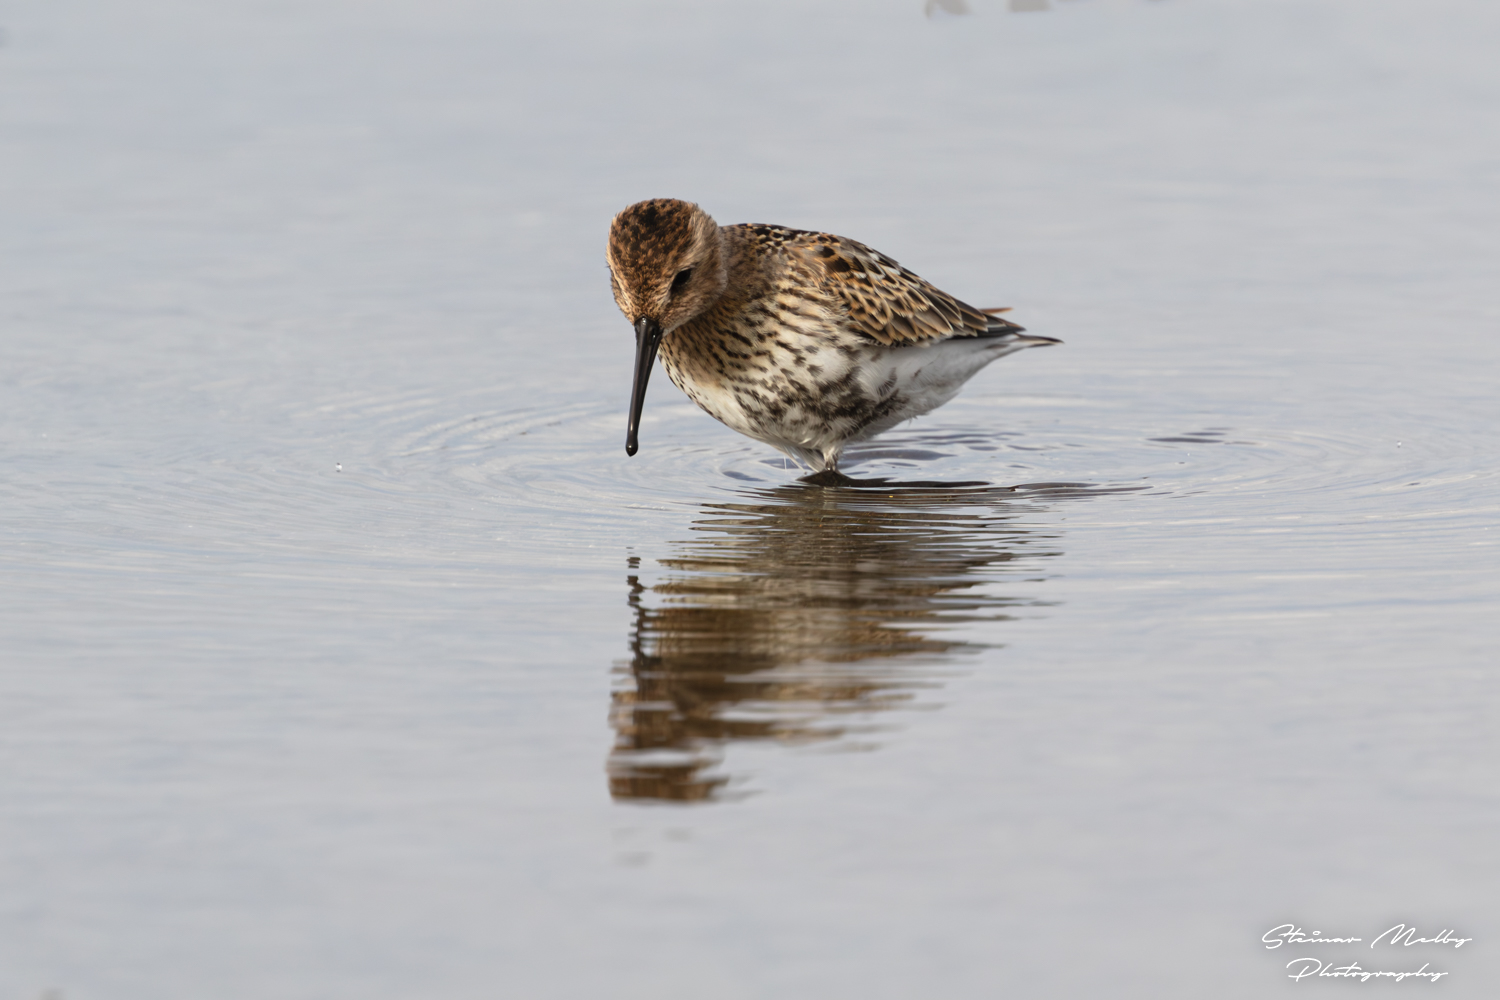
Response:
[625,316,663,457]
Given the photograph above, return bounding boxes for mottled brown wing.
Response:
[789,232,1024,346]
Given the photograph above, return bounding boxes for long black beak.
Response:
[625,316,663,456]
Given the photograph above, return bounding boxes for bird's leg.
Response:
[796,451,859,486]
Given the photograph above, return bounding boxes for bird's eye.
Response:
[670,268,693,295]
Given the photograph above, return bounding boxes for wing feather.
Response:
[787,233,1024,346]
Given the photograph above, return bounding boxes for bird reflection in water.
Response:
[608,480,1110,803]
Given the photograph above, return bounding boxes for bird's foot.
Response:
[797,468,862,487]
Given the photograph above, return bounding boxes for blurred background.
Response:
[1,1,1496,997]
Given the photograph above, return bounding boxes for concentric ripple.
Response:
[329,385,1496,531]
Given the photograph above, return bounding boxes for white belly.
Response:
[664,336,1031,471]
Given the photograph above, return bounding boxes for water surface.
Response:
[1,1,1497,997]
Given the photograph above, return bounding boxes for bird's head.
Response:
[606,199,728,456]
[606,198,727,333]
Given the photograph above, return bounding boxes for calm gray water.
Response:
[2,0,1497,997]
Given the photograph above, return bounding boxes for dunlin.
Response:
[606,198,1058,474]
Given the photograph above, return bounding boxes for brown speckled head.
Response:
[606,198,728,334]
